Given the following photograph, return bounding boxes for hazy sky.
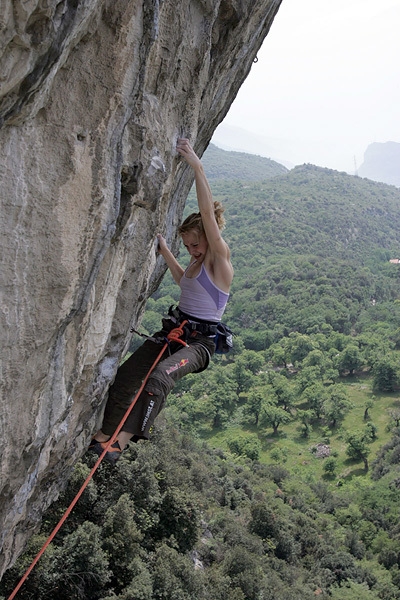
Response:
[212,0,400,173]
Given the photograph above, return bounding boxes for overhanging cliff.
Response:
[0,0,282,576]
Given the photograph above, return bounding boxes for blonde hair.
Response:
[178,201,226,236]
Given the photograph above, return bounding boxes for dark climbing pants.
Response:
[101,329,215,439]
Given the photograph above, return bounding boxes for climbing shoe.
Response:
[88,438,122,465]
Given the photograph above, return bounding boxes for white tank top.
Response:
[178,263,229,322]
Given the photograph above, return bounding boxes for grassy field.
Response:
[203,374,400,487]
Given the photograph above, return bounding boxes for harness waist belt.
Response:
[169,306,219,336]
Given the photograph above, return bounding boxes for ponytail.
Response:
[179,201,226,236]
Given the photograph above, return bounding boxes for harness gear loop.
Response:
[130,327,162,344]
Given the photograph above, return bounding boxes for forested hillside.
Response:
[201,143,288,180]
[212,163,400,340]
[2,151,400,600]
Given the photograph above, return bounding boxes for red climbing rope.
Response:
[165,320,188,347]
[7,322,188,599]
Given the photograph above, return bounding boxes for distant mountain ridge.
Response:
[358,141,400,187]
[202,143,288,180]
[212,123,400,185]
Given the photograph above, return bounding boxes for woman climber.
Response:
[89,138,234,463]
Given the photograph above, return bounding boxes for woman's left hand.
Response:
[176,138,201,169]
[156,233,168,255]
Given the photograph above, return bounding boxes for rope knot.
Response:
[166,320,188,347]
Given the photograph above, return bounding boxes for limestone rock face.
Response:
[0,0,282,575]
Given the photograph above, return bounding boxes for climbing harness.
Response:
[168,305,218,336]
[7,322,190,600]
[167,306,233,354]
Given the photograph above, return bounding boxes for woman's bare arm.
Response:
[157,233,184,284]
[176,138,233,290]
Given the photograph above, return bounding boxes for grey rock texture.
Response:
[0,0,282,575]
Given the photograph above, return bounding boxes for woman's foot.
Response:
[88,438,122,465]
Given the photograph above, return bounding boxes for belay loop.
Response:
[165,319,188,347]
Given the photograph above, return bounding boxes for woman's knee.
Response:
[146,372,172,398]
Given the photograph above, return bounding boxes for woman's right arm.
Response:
[157,233,184,284]
[176,138,233,291]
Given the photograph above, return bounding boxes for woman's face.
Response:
[181,230,208,262]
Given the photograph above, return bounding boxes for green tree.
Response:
[227,434,261,461]
[102,558,153,599]
[388,407,400,428]
[364,397,375,420]
[323,457,337,477]
[151,543,204,600]
[287,332,316,365]
[336,344,363,375]
[249,502,279,539]
[297,409,314,438]
[260,403,291,434]
[269,342,289,368]
[102,494,143,591]
[242,388,264,426]
[231,358,255,395]
[373,354,400,392]
[365,421,378,440]
[324,385,352,428]
[345,430,373,471]
[238,349,265,374]
[266,372,295,412]
[221,546,264,600]
[295,365,323,393]
[357,334,391,369]
[150,487,200,552]
[319,551,361,585]
[270,446,289,463]
[51,521,111,599]
[182,366,238,429]
[302,348,328,369]
[301,382,329,420]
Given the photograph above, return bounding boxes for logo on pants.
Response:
[141,399,155,432]
[166,358,189,375]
